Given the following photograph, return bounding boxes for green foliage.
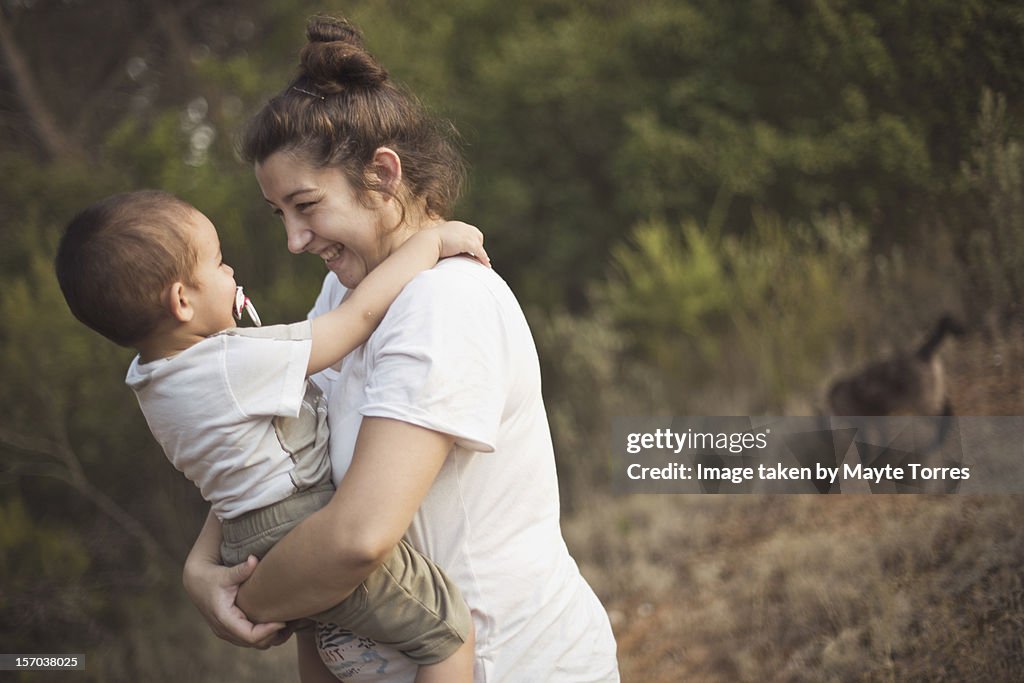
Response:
[0,248,145,463]
[597,212,869,410]
[602,221,731,368]
[0,495,91,585]
[0,494,105,658]
[725,211,869,407]
[531,306,666,510]
[367,0,1023,306]
[958,90,1024,322]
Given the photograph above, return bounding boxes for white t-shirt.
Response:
[125,322,313,520]
[308,259,619,683]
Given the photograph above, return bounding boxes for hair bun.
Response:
[306,16,362,46]
[300,16,388,93]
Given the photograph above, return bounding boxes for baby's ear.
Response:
[164,282,194,323]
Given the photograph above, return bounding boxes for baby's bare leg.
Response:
[414,623,475,683]
[297,627,337,683]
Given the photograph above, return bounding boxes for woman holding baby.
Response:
[182,15,619,682]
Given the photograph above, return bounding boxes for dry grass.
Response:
[77,498,1024,682]
[13,603,299,683]
[58,494,1024,683]
[559,324,1024,682]
[946,321,1024,416]
[566,494,1024,682]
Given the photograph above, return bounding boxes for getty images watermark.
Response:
[613,416,1024,494]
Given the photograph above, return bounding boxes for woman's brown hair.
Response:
[241,16,466,221]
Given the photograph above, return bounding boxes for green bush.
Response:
[958,90,1024,324]
[595,211,868,412]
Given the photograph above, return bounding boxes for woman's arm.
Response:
[306,223,487,375]
[182,509,289,647]
[236,417,455,622]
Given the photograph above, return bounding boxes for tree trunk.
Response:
[0,11,83,161]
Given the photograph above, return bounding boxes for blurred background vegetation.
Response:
[2,0,1024,680]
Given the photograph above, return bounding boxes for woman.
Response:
[183,16,619,682]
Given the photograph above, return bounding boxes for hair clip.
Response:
[233,286,262,327]
[292,86,326,101]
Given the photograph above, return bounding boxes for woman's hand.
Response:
[433,221,490,267]
[183,553,291,649]
[182,510,289,649]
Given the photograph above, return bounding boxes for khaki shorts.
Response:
[220,476,469,664]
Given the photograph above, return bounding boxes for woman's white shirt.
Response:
[308,258,619,682]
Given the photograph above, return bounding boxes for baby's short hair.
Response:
[55,190,198,347]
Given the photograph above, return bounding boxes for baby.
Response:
[55,190,486,682]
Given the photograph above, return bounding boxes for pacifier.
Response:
[233,286,262,327]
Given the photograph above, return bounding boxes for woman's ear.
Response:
[164,282,195,323]
[369,147,403,195]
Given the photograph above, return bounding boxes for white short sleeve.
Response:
[125,320,317,518]
[360,264,505,452]
[218,321,313,419]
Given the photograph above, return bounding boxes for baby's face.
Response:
[185,210,238,335]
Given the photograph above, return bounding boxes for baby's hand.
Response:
[434,221,491,267]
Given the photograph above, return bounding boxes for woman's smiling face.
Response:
[255,150,394,288]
